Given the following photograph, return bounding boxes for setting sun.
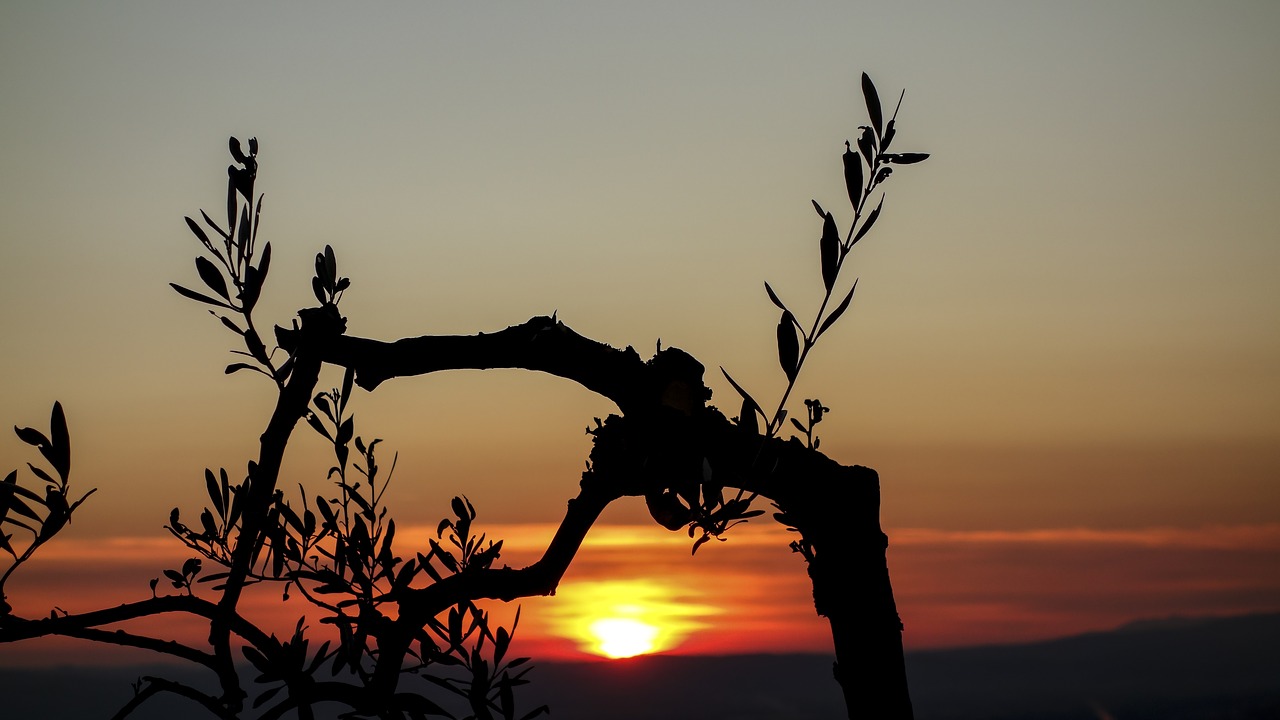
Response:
[589,617,660,658]
[543,579,718,659]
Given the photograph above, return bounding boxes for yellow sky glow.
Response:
[542,579,718,658]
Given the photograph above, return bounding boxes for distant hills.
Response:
[905,612,1280,720]
[2,612,1277,719]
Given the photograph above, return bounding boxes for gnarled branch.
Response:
[312,316,910,717]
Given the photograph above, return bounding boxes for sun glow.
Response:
[545,580,717,659]
[589,617,660,658]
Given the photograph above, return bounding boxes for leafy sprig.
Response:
[724,73,929,441]
[172,137,289,385]
[1,403,97,613]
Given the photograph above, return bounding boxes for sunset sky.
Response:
[1,2,1278,667]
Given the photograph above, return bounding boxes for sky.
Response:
[1,1,1278,668]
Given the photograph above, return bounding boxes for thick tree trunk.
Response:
[800,469,913,719]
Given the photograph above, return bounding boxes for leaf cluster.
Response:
[160,365,540,717]
[148,141,540,718]
[0,402,97,613]
[789,399,830,451]
[151,422,532,720]
[173,137,291,385]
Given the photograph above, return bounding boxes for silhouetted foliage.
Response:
[0,73,926,720]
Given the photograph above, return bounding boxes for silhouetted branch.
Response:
[401,478,619,614]
[212,304,346,710]
[56,626,214,667]
[314,318,866,503]
[360,477,620,696]
[0,594,280,663]
[308,316,710,417]
[316,321,910,717]
[110,676,238,720]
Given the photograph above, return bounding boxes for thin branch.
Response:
[0,594,279,657]
[57,626,214,667]
[213,304,344,708]
[110,676,238,720]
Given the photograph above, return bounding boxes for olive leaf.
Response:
[195,257,229,300]
[764,282,788,313]
[817,279,858,338]
[776,310,801,382]
[171,283,234,310]
[851,197,883,247]
[820,211,839,292]
[843,142,864,210]
[862,72,883,139]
